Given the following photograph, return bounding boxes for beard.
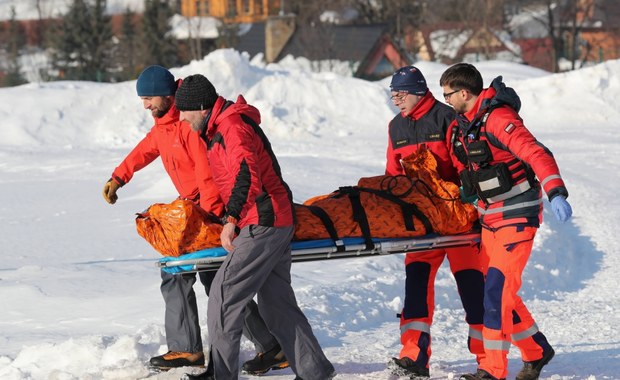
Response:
[188,117,203,132]
[152,97,172,118]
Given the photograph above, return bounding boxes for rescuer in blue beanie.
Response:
[390,65,428,96]
[136,65,178,96]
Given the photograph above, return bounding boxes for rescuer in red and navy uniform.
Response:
[440,63,573,380]
[386,66,486,379]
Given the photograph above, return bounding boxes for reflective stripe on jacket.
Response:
[455,86,568,228]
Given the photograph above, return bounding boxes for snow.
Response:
[0,48,619,379]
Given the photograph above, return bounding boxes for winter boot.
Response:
[181,371,214,380]
[182,356,214,380]
[515,347,555,380]
[241,345,289,375]
[387,357,430,379]
[294,370,337,380]
[149,351,205,369]
[459,369,505,380]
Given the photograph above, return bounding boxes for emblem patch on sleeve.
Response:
[504,123,516,134]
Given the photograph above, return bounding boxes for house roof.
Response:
[236,22,266,58]
[277,23,388,62]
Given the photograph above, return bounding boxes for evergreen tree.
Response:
[90,0,114,81]
[117,7,141,80]
[141,0,178,68]
[3,6,27,87]
[51,0,114,81]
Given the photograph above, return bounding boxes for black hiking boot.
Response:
[387,357,430,379]
[515,347,555,380]
[182,357,214,380]
[241,345,289,375]
[181,371,214,380]
[294,369,336,380]
[149,351,205,369]
[459,369,505,380]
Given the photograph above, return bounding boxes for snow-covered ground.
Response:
[0,49,618,379]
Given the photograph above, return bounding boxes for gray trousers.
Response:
[160,268,279,353]
[207,225,334,380]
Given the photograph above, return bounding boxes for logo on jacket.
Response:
[504,123,516,134]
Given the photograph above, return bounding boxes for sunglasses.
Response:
[443,89,461,100]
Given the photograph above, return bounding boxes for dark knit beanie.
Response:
[390,66,428,96]
[175,74,219,111]
[136,65,177,96]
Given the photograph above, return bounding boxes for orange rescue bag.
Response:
[135,199,222,257]
[293,148,477,240]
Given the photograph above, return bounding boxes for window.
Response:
[194,0,208,16]
[227,0,237,17]
[254,0,263,15]
[242,0,251,14]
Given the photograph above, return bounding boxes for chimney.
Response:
[265,14,296,63]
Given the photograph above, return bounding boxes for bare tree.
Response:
[511,0,599,72]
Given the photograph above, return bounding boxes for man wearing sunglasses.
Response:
[385,66,485,379]
[440,63,571,380]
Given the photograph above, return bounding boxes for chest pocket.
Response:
[458,127,513,200]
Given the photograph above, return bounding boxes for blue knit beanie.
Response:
[390,66,428,96]
[136,65,177,96]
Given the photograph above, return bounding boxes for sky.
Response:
[0,48,619,380]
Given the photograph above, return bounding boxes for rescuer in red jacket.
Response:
[440,63,572,380]
[175,74,335,380]
[102,66,287,375]
[385,66,485,379]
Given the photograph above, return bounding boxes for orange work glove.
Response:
[102,178,121,204]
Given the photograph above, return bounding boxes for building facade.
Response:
[180,0,281,23]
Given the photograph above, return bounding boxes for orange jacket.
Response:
[112,100,224,217]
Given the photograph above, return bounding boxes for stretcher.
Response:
[157,231,480,274]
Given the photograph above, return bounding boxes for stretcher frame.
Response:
[157,232,481,274]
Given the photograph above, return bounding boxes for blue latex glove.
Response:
[459,186,478,204]
[551,195,572,222]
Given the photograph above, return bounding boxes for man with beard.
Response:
[175,74,335,380]
[102,65,288,375]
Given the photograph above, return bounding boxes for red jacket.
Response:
[200,95,294,229]
[112,97,224,217]
[453,84,567,229]
[386,92,460,184]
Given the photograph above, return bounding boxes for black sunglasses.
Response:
[443,89,461,100]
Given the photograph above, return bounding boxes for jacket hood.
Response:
[205,95,261,137]
[464,76,521,123]
[480,76,521,113]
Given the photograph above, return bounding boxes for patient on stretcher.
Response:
[136,149,478,257]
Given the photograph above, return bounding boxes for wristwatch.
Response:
[221,215,238,225]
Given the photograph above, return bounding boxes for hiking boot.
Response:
[241,346,289,375]
[294,370,336,380]
[149,351,205,369]
[459,369,505,380]
[182,371,214,380]
[387,357,430,379]
[516,348,555,380]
